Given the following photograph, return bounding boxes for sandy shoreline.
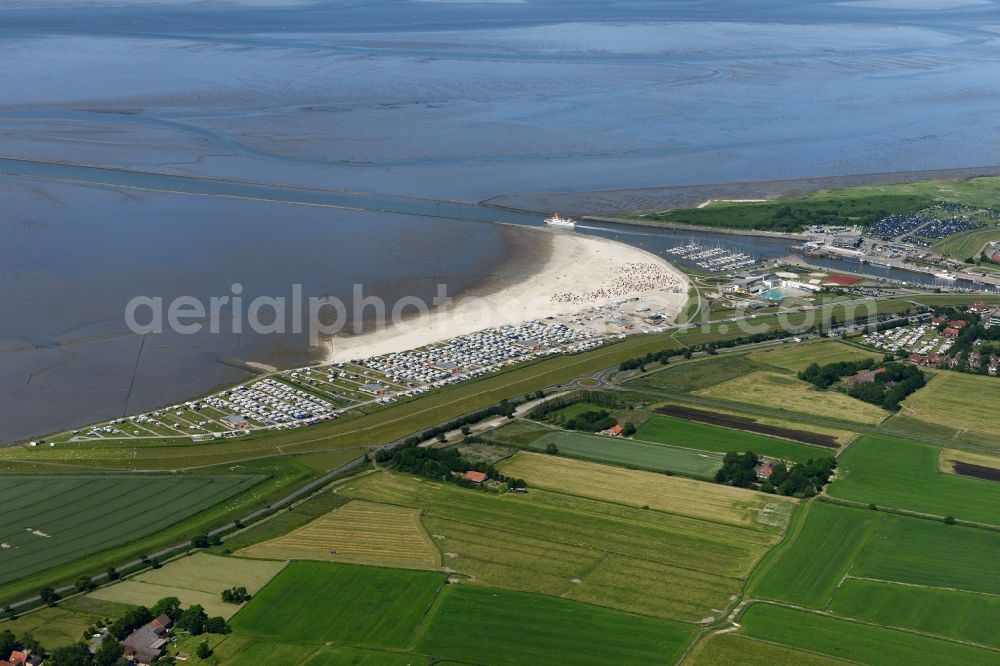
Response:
[325,226,690,362]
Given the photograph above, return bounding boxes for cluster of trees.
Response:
[1,631,47,665]
[526,391,632,420]
[846,362,926,411]
[798,358,877,388]
[714,451,837,497]
[564,409,617,433]
[221,586,251,604]
[761,458,837,497]
[379,443,526,491]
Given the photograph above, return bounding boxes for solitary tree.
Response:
[39,586,60,606]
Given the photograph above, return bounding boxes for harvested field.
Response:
[339,470,776,622]
[89,553,286,618]
[900,371,1000,440]
[748,340,880,373]
[497,452,795,531]
[237,499,440,570]
[952,462,1000,482]
[694,371,887,424]
[655,405,840,453]
[653,404,840,448]
[628,355,760,394]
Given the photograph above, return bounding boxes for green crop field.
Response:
[851,511,1000,595]
[684,634,851,666]
[416,586,694,666]
[738,603,1000,665]
[751,502,876,607]
[634,415,832,463]
[828,435,1000,525]
[340,469,779,622]
[303,646,431,666]
[225,640,316,666]
[231,561,444,646]
[525,430,723,477]
[830,579,1000,649]
[0,474,260,585]
[747,340,882,372]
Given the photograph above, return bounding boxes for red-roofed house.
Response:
[464,470,487,484]
[949,320,967,329]
[943,327,961,338]
[971,301,992,315]
[7,652,27,666]
[931,316,946,325]
[757,461,775,480]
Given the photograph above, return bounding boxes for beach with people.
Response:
[326,225,690,363]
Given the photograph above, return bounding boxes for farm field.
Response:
[89,553,286,618]
[237,499,439,570]
[627,354,760,394]
[747,340,882,372]
[303,646,431,666]
[0,474,261,585]
[340,469,776,621]
[224,640,316,665]
[737,603,1000,665]
[525,430,723,477]
[497,452,795,532]
[230,561,444,647]
[652,403,853,447]
[0,605,109,649]
[417,585,694,666]
[828,435,1000,525]
[694,370,888,424]
[684,634,851,666]
[939,447,1000,477]
[751,502,876,607]
[899,371,1000,441]
[830,579,1000,649]
[634,414,833,463]
[481,419,554,447]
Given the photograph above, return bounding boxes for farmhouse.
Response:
[122,613,173,665]
[847,367,885,385]
[599,424,624,437]
[756,460,776,480]
[464,470,487,484]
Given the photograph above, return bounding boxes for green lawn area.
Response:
[634,415,832,464]
[0,474,261,585]
[230,562,444,647]
[827,435,1000,525]
[738,603,1000,665]
[526,430,723,478]
[303,646,431,666]
[751,502,876,607]
[416,586,694,666]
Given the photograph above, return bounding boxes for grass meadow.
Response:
[635,414,833,463]
[828,435,1000,525]
[738,603,1000,665]
[525,430,723,478]
[683,633,851,666]
[747,340,882,372]
[899,371,1000,443]
[231,561,444,647]
[417,586,694,666]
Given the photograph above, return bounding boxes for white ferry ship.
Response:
[544,213,576,230]
[936,272,957,281]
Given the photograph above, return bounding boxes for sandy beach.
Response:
[326,226,690,362]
